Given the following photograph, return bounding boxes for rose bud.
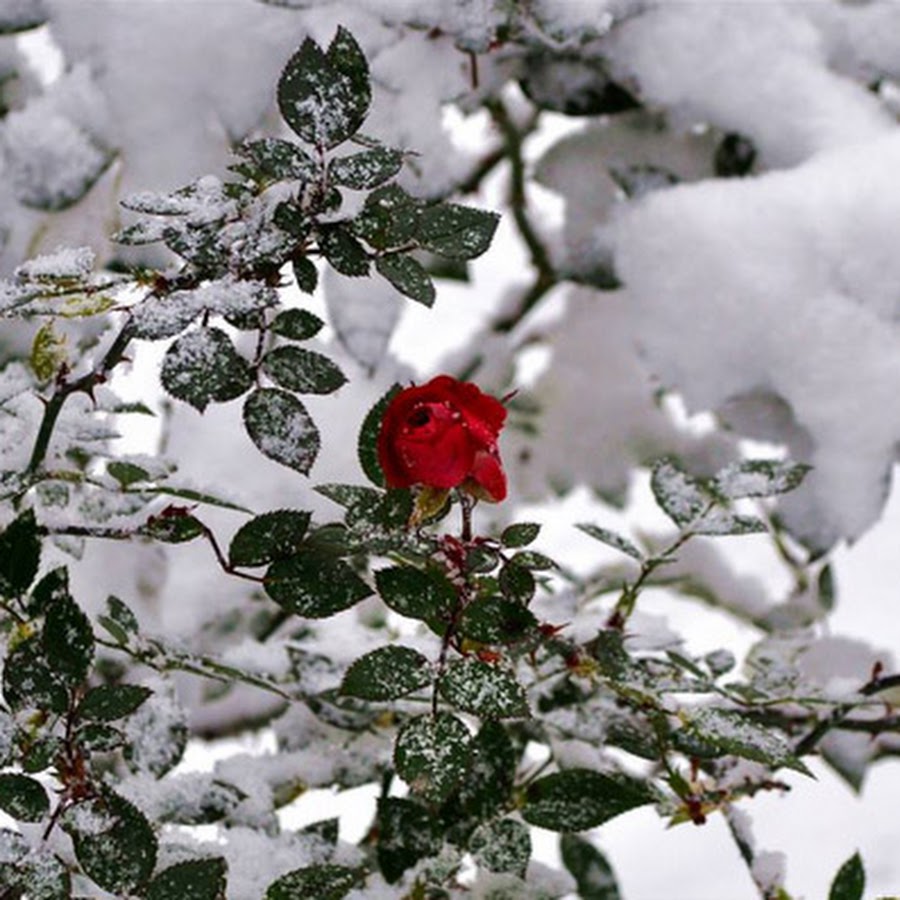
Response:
[377,375,507,502]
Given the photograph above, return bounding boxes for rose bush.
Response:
[376,375,508,502]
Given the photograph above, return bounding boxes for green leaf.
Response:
[501,523,540,548]
[77,723,125,752]
[108,461,150,487]
[0,508,41,597]
[67,791,158,895]
[144,511,206,544]
[265,552,372,618]
[523,769,656,832]
[233,137,315,182]
[244,388,321,475]
[560,833,621,900]
[128,484,252,514]
[470,817,531,878]
[394,713,471,803]
[330,148,403,189]
[79,684,153,722]
[691,509,768,537]
[229,510,311,568]
[712,459,811,500]
[511,551,556,571]
[266,863,356,900]
[576,523,642,561]
[374,565,456,632]
[262,346,347,394]
[319,226,370,277]
[292,257,320,294]
[3,637,68,714]
[829,851,864,900]
[375,254,435,306]
[417,203,499,259]
[439,657,529,719]
[340,646,431,701]
[271,308,324,341]
[277,28,371,148]
[129,294,201,340]
[681,707,811,774]
[42,593,94,687]
[459,597,537,645]
[0,774,49,822]
[352,184,420,250]
[376,798,440,884]
[161,327,253,413]
[457,721,517,820]
[499,562,535,605]
[29,566,69,615]
[146,857,228,900]
[358,384,400,488]
[97,595,140,645]
[650,459,709,528]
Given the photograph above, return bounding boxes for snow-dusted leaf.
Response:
[78,685,153,722]
[375,253,435,306]
[470,817,531,878]
[233,137,316,182]
[829,851,864,900]
[394,713,470,803]
[29,567,68,616]
[277,28,370,149]
[375,565,455,631]
[271,308,324,341]
[352,184,420,250]
[358,385,400,487]
[0,774,49,823]
[15,246,94,282]
[292,256,319,294]
[576,523,643,561]
[651,459,710,527]
[439,658,529,719]
[712,459,811,500]
[262,346,346,394]
[265,552,372,618]
[229,510,311,568]
[3,637,68,714]
[30,321,67,381]
[458,721,516,820]
[123,680,188,778]
[96,595,140,644]
[243,388,320,474]
[417,203,499,260]
[560,833,621,900]
[459,597,537,645]
[341,646,431,701]
[523,769,655,832]
[501,522,541,548]
[376,798,440,884]
[320,226,370,277]
[266,864,356,900]
[107,461,150,487]
[143,511,205,544]
[161,328,253,412]
[682,707,811,774]
[66,791,157,895]
[0,508,40,597]
[42,593,94,687]
[691,509,767,537]
[146,858,227,900]
[498,561,535,605]
[330,148,403,190]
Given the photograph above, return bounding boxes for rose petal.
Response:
[470,448,507,502]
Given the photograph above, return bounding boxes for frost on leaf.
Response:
[438,657,529,719]
[712,459,811,500]
[341,645,431,701]
[469,817,531,878]
[243,388,321,474]
[650,459,709,527]
[394,713,470,803]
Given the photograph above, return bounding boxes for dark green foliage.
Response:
[376,798,441,883]
[469,817,531,878]
[341,646,431,701]
[43,592,94,686]
[266,863,357,899]
[161,327,253,412]
[0,508,41,597]
[265,552,372,618]
[3,636,68,713]
[330,148,403,189]
[498,561,535,605]
[459,597,537,644]
[319,226,371,276]
[500,522,540,548]
[233,137,316,182]
[66,791,158,895]
[243,388,321,474]
[829,852,864,900]
[271,308,324,341]
[417,203,499,259]
[358,384,400,487]
[292,256,320,294]
[576,523,642,561]
[29,565,69,614]
[229,510,312,567]
[439,657,529,719]
[146,857,228,900]
[375,254,435,306]
[375,565,456,632]
[78,684,153,722]
[560,834,621,900]
[394,713,471,803]
[262,346,347,394]
[352,184,420,249]
[455,721,517,822]
[0,774,49,822]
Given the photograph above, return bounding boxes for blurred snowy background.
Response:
[4,0,900,897]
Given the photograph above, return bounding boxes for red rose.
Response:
[377,375,507,502]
